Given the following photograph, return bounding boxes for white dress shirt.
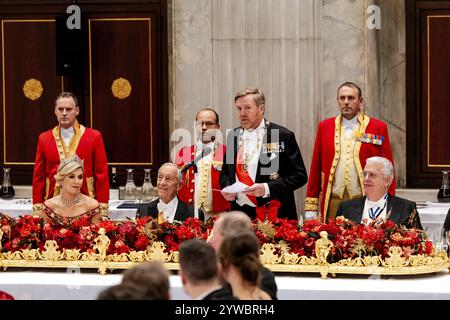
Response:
[342,115,358,137]
[157,196,179,223]
[361,193,388,225]
[60,126,75,147]
[236,118,270,207]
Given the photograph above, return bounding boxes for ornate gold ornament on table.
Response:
[259,231,449,279]
[0,230,448,278]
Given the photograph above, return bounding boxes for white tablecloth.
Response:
[1,270,449,300]
[417,202,450,236]
[1,199,449,235]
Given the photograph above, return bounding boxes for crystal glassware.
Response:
[437,170,450,203]
[123,168,137,200]
[0,168,15,200]
[141,168,158,203]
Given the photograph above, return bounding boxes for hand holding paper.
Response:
[222,181,250,194]
[221,181,250,201]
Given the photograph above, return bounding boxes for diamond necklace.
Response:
[60,193,81,207]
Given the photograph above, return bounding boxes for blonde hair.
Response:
[54,155,84,186]
[234,87,265,106]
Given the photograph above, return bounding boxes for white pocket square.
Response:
[269,153,277,161]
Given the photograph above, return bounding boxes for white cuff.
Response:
[305,211,318,220]
[263,183,270,198]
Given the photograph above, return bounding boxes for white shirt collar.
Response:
[243,118,265,133]
[342,115,358,129]
[366,193,388,207]
[157,196,179,223]
[362,193,389,225]
[61,126,74,135]
[195,140,215,154]
[60,126,75,146]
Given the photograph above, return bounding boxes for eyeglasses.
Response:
[363,171,380,180]
[157,175,176,183]
[196,121,217,128]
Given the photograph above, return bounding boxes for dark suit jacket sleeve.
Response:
[336,202,345,218]
[136,204,148,218]
[186,204,194,219]
[399,201,423,230]
[267,130,308,198]
[219,130,236,189]
[444,209,450,231]
[136,200,158,218]
[261,267,278,300]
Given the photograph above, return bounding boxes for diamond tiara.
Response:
[58,154,84,171]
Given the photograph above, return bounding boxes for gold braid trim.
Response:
[99,202,109,218]
[354,113,370,196]
[305,197,319,211]
[32,203,45,218]
[86,177,95,198]
[408,208,418,228]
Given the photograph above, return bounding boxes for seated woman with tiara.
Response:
[41,155,102,226]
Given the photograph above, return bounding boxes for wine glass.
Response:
[433,229,448,253]
[445,230,450,255]
[123,169,137,200]
[141,169,158,203]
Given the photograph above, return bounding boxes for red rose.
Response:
[305,238,315,247]
[1,225,11,234]
[114,239,125,248]
[58,228,68,237]
[134,235,149,251]
[11,238,20,248]
[19,224,32,237]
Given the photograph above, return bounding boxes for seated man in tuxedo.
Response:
[179,239,236,300]
[136,163,194,222]
[336,156,423,229]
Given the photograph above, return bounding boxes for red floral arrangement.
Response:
[0,214,212,256]
[254,216,432,261]
[0,213,432,261]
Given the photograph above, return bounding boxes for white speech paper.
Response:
[222,181,250,194]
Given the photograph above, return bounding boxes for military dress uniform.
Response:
[175,143,230,218]
[305,114,395,222]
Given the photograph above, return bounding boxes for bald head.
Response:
[207,211,252,252]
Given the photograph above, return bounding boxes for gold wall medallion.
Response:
[23,78,43,100]
[111,77,132,99]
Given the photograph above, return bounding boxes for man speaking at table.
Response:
[32,92,110,218]
[220,87,308,221]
